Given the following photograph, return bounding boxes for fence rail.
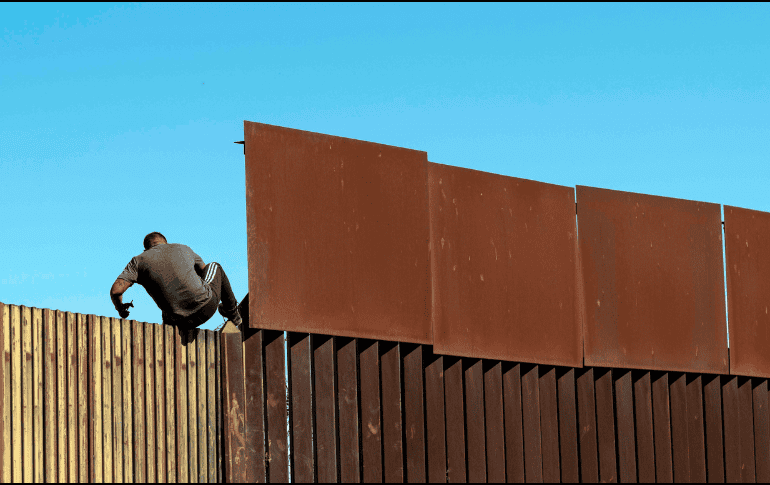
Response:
[0,302,222,483]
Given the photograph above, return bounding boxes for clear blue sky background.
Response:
[2,3,769,330]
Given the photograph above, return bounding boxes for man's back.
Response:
[118,243,212,320]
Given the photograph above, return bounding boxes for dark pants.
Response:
[167,262,238,331]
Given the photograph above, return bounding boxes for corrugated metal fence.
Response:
[0,302,222,483]
[221,327,770,483]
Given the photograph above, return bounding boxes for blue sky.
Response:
[2,3,769,330]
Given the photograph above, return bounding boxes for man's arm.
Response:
[110,278,133,317]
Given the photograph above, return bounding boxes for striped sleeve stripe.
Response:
[204,262,218,284]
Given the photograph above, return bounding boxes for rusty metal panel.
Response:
[703,374,724,482]
[725,205,770,378]
[404,344,426,483]
[174,326,188,484]
[633,371,655,483]
[577,368,599,483]
[358,339,382,483]
[686,375,707,483]
[539,366,560,483]
[244,121,431,344]
[133,320,146,483]
[289,332,315,483]
[380,341,403,483]
[738,377,756,482]
[557,368,579,483]
[444,357,466,483]
[723,376,742,482]
[484,361,505,484]
[44,309,57,483]
[313,334,338,483]
[221,323,246,483]
[243,327,267,483]
[425,351,446,483]
[265,330,289,483]
[614,370,636,483]
[521,364,542,482]
[577,186,728,373]
[670,373,690,483]
[652,372,673,482]
[464,358,486,483]
[754,379,770,482]
[503,363,525,483]
[594,369,617,483]
[429,163,581,366]
[337,337,360,483]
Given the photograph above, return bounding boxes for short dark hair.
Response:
[143,232,167,250]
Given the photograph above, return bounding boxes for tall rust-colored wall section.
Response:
[0,301,221,484]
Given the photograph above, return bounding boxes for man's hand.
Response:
[118,300,134,319]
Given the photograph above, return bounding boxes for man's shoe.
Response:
[220,302,242,328]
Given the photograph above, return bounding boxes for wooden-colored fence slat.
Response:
[465,358,486,483]
[221,323,246,483]
[206,331,216,484]
[90,314,103,483]
[521,364,542,483]
[75,314,88,483]
[576,367,598,483]
[112,318,124,483]
[196,331,207,482]
[685,375,706,483]
[0,303,9,483]
[484,361,505,483]
[703,374,724,483]
[66,312,78,481]
[540,366,561,483]
[503,362,524,483]
[754,379,770,483]
[215,332,222,484]
[175,326,189,483]
[122,319,134,483]
[738,377,756,482]
[145,322,157,483]
[243,328,266,483]
[155,323,167,483]
[132,320,146,483]
[336,337,359,483]
[55,310,67,481]
[9,305,21,482]
[380,341,403,483]
[43,309,57,483]
[424,351,446,484]
[652,372,673,482]
[444,356,466,483]
[557,368,579,483]
[594,368,617,483]
[614,370,636,483]
[313,334,338,483]
[404,343,426,483]
[102,316,114,483]
[32,308,44,484]
[357,339,380,483]
[187,329,198,484]
[670,372,690,483]
[21,306,33,483]
[633,371,655,483]
[165,325,176,483]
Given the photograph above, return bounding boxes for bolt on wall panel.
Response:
[724,205,770,378]
[429,162,582,366]
[245,121,432,344]
[577,186,728,374]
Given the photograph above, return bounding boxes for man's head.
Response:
[143,232,167,250]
